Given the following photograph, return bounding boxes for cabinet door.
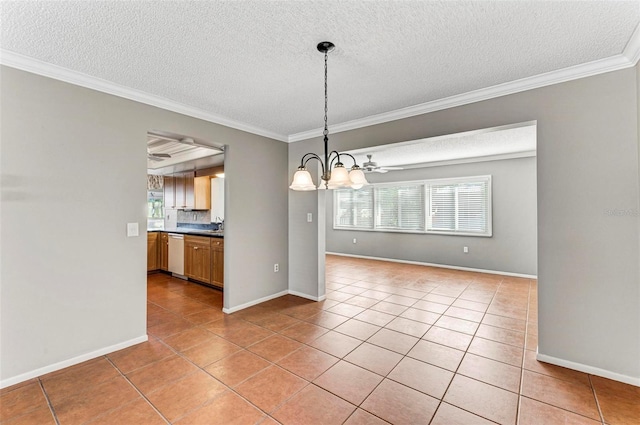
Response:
[164,176,176,209]
[185,236,211,283]
[147,233,159,271]
[174,174,186,208]
[184,172,195,209]
[159,232,169,271]
[194,176,211,210]
[211,238,224,287]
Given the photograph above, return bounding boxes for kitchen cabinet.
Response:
[159,232,169,271]
[147,232,159,272]
[164,176,176,209]
[164,172,210,210]
[193,176,211,210]
[185,235,211,283]
[211,238,224,287]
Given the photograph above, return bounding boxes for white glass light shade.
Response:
[327,164,351,189]
[349,168,369,189]
[289,169,317,191]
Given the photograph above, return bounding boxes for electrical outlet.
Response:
[353,238,357,244]
[463,246,469,253]
[274,263,279,272]
[307,213,312,222]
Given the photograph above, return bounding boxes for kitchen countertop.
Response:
[147,228,223,238]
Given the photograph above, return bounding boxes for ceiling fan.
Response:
[362,154,404,173]
[147,149,171,161]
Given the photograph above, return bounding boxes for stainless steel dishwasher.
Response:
[167,233,185,277]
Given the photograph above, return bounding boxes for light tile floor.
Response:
[1,255,638,424]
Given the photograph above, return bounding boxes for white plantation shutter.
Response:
[375,184,424,231]
[457,181,489,233]
[427,177,491,235]
[334,175,491,236]
[429,184,456,231]
[334,187,373,229]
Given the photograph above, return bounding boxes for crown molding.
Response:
[2,22,639,146]
[0,49,288,142]
[623,21,640,65]
[289,24,640,143]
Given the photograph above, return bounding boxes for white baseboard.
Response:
[222,290,289,314]
[288,290,326,302]
[326,252,537,279]
[537,351,640,387]
[0,334,148,389]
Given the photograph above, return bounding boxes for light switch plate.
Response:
[127,222,139,237]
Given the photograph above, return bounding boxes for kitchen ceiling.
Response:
[146,131,224,172]
[1,1,638,142]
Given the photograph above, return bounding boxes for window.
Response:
[375,184,424,231]
[334,175,492,237]
[334,186,373,229]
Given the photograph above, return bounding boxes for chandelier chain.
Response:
[323,50,328,137]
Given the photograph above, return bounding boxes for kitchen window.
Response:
[334,175,492,237]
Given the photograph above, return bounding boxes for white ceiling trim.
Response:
[624,20,640,65]
[0,49,288,142]
[395,151,537,170]
[289,24,640,143]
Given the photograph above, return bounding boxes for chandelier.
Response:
[289,41,368,191]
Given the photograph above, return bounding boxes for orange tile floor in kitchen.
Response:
[1,255,638,424]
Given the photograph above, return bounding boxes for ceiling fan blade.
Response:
[147,154,167,161]
[151,153,171,158]
[380,166,403,171]
[374,169,388,173]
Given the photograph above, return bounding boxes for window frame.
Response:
[333,175,492,237]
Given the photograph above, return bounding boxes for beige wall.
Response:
[289,67,640,383]
[0,67,289,384]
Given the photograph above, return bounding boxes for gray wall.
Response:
[0,67,289,383]
[326,156,537,276]
[289,67,639,382]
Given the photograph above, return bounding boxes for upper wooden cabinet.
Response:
[147,232,159,272]
[164,176,176,209]
[163,172,210,210]
[193,176,211,210]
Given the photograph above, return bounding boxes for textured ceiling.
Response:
[1,1,639,140]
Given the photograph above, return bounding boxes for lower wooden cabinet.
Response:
[159,232,169,271]
[185,235,211,284]
[147,232,159,272]
[211,238,224,287]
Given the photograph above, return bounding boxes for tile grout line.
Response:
[588,374,606,425]
[515,278,533,425]
[104,356,171,425]
[37,377,61,425]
